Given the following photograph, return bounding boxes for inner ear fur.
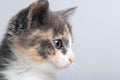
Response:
[27,0,49,28]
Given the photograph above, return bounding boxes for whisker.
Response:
[72,63,90,77]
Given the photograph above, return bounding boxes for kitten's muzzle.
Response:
[68,56,74,64]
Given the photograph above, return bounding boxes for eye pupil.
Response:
[54,39,62,49]
[55,41,59,46]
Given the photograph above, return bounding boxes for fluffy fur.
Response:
[0,0,76,80]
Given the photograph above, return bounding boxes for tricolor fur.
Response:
[0,0,76,80]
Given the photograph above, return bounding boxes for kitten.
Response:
[0,0,76,80]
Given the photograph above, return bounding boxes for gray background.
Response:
[0,0,120,80]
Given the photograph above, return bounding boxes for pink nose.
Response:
[68,56,74,64]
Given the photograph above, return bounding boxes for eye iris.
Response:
[54,40,62,49]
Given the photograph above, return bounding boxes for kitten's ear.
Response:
[27,0,49,28]
[57,7,77,18]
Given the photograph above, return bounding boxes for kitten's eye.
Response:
[54,39,63,49]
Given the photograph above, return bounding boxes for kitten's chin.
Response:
[53,64,71,70]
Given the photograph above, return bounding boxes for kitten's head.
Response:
[8,0,76,70]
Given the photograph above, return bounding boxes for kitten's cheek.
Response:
[50,57,74,70]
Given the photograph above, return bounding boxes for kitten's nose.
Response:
[68,56,74,64]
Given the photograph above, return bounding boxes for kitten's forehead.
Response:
[51,14,71,38]
[32,23,71,41]
[39,12,72,36]
[30,12,71,38]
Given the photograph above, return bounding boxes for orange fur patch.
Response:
[13,41,45,63]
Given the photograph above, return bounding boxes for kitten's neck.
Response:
[3,66,56,80]
[1,44,57,80]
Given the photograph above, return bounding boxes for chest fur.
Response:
[2,68,55,80]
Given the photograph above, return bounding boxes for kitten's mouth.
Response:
[54,64,71,70]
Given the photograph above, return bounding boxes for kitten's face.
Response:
[9,0,75,70]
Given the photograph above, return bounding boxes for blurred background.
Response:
[0,0,120,80]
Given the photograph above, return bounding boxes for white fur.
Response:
[53,48,74,69]
[1,48,56,80]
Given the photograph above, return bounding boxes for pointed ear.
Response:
[57,7,77,18]
[27,0,49,28]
